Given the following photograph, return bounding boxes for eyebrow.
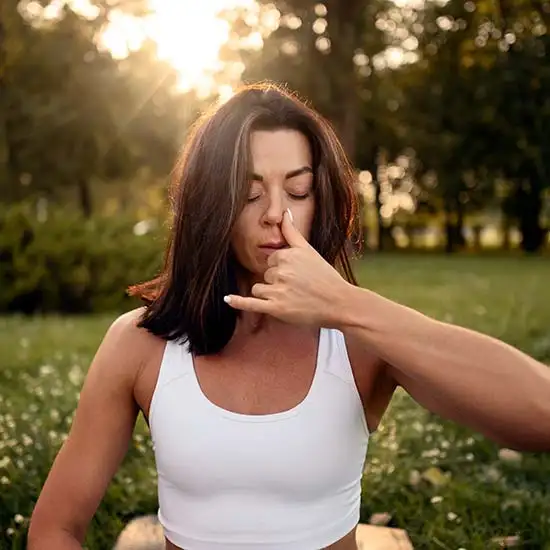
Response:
[249,166,313,182]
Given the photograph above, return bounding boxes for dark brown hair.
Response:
[128,82,359,355]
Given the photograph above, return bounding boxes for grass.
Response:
[1,254,550,549]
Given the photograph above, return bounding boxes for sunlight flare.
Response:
[101,0,257,95]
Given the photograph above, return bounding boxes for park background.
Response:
[1,0,550,548]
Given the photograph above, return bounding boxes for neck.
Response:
[232,271,282,335]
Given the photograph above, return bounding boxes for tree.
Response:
[1,1,196,216]
[400,0,550,252]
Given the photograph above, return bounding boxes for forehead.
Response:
[249,129,312,172]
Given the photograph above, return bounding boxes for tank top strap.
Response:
[321,328,356,386]
[156,336,193,390]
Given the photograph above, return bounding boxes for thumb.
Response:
[282,208,309,248]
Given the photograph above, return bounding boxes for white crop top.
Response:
[148,328,370,550]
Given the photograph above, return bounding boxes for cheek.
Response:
[294,199,315,239]
[230,223,246,252]
[230,212,256,258]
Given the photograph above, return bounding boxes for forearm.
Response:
[338,284,550,451]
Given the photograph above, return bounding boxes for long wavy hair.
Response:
[128,82,360,355]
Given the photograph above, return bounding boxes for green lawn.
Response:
[1,255,549,549]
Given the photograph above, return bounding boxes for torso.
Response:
[130,309,397,550]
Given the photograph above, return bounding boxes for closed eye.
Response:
[289,192,310,200]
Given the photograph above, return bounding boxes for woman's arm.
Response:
[28,309,151,549]
[338,286,550,452]
[224,210,550,452]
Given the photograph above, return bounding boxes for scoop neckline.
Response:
[188,327,325,423]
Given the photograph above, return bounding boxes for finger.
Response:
[263,267,278,284]
[223,295,272,314]
[281,208,309,248]
[267,250,285,267]
[251,282,272,298]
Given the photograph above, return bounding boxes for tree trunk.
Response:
[366,150,387,252]
[455,199,466,248]
[515,180,543,253]
[472,226,482,250]
[373,177,393,251]
[444,199,458,254]
[496,5,545,253]
[0,12,16,202]
[444,223,455,254]
[325,0,363,163]
[77,178,93,217]
[443,192,466,253]
[336,83,358,162]
[0,12,6,195]
[501,215,512,250]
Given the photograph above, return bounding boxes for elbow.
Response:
[516,402,550,452]
[27,523,47,550]
[490,415,550,453]
[27,513,46,549]
[27,526,46,550]
[511,430,550,453]
[501,438,550,453]
[28,514,83,550]
[27,518,52,550]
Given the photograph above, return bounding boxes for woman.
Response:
[29,83,550,550]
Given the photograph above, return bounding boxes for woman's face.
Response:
[231,129,315,282]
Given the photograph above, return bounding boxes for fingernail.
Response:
[223,295,231,304]
[286,208,294,223]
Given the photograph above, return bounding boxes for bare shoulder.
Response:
[99,307,164,380]
[107,306,155,344]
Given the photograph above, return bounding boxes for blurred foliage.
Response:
[0,202,165,312]
[0,0,201,215]
[403,0,550,252]
[0,0,550,312]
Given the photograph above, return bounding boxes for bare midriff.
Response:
[164,526,358,550]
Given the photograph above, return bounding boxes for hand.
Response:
[224,209,353,327]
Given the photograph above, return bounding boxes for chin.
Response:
[234,257,266,282]
[251,264,267,279]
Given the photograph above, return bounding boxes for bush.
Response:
[0,202,167,313]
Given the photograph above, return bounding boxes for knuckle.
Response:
[252,287,261,298]
[270,252,282,264]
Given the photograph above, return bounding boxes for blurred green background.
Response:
[1,0,550,548]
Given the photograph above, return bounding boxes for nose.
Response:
[262,189,285,226]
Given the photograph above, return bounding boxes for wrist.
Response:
[329,282,367,330]
[332,282,407,333]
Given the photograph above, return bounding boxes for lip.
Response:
[259,242,288,249]
[258,242,289,252]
